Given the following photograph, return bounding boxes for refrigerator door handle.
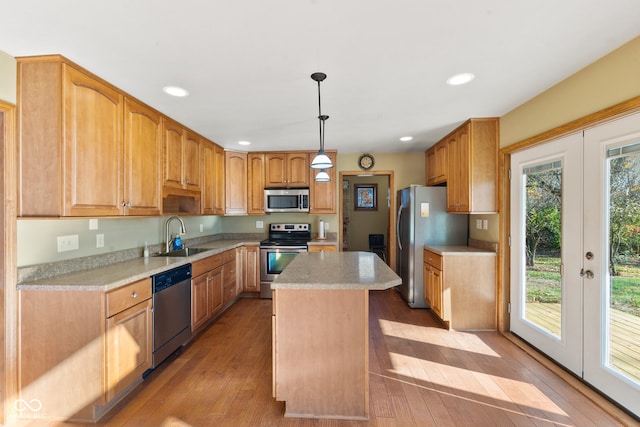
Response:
[396,204,403,251]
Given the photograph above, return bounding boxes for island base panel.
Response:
[273,289,369,420]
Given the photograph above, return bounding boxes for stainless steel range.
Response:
[260,223,311,298]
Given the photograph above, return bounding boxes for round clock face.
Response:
[358,154,374,170]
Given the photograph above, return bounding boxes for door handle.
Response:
[580,268,594,279]
[396,205,403,251]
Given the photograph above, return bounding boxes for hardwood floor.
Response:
[15,289,633,426]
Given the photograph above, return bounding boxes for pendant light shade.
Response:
[315,169,330,182]
[310,72,333,170]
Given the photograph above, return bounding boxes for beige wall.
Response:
[0,50,16,104]
[501,36,640,148]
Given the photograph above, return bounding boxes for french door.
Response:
[510,112,640,417]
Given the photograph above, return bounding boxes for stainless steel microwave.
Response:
[264,188,310,213]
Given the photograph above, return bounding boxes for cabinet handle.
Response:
[131,291,138,299]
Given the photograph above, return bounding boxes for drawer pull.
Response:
[131,291,138,299]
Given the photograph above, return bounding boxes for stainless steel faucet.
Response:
[165,215,187,253]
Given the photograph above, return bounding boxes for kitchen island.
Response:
[271,251,401,420]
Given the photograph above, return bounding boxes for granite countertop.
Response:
[272,251,401,291]
[18,239,260,291]
[307,237,339,246]
[425,245,497,256]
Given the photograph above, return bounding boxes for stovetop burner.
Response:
[260,223,312,247]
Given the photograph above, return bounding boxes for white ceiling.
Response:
[1,0,639,154]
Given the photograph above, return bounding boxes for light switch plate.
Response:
[256,221,264,229]
[476,219,483,229]
[89,219,99,230]
[483,219,489,230]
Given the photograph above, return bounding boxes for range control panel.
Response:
[269,223,310,232]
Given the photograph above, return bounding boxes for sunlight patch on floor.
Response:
[385,351,569,417]
[378,318,500,357]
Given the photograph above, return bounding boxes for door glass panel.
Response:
[523,161,563,337]
[607,148,640,384]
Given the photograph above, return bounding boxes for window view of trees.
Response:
[524,154,640,317]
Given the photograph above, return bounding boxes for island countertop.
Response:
[272,251,401,291]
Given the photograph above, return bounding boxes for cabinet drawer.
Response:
[223,249,236,264]
[223,280,236,303]
[106,278,152,317]
[192,253,223,277]
[223,262,237,282]
[424,249,442,270]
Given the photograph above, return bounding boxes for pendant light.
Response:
[315,169,330,182]
[310,72,334,171]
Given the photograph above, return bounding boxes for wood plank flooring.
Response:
[14,289,633,426]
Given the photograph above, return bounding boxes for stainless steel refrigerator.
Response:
[395,185,468,308]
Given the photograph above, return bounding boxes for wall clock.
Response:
[358,153,375,171]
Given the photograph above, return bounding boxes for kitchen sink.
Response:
[154,247,211,257]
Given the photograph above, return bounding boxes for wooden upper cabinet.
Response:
[18,56,126,216]
[184,131,201,192]
[446,118,498,213]
[162,120,201,193]
[123,98,162,216]
[309,151,336,214]
[248,153,265,215]
[213,144,225,215]
[426,141,448,186]
[265,152,309,187]
[225,151,248,215]
[201,140,216,215]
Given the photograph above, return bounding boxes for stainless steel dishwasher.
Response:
[150,264,192,369]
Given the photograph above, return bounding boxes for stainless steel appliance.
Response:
[396,185,468,308]
[260,223,311,298]
[264,188,310,213]
[150,264,192,369]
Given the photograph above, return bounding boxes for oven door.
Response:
[260,245,307,282]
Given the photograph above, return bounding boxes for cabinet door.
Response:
[192,273,209,331]
[105,299,152,401]
[287,152,309,186]
[201,141,216,214]
[184,131,201,191]
[63,65,124,216]
[425,147,436,185]
[447,127,470,213]
[163,118,184,190]
[248,153,265,214]
[123,98,162,216]
[435,142,448,183]
[208,267,224,317]
[213,144,225,215]
[225,151,248,215]
[243,245,260,292]
[431,267,443,318]
[265,153,287,187]
[309,151,336,214]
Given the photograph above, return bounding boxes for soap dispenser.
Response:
[173,233,183,251]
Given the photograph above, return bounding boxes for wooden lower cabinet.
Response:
[243,244,260,293]
[18,278,152,422]
[222,249,239,305]
[423,248,496,330]
[307,244,338,253]
[191,253,224,333]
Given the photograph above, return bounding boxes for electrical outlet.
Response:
[57,235,79,252]
[199,224,204,232]
[96,234,105,248]
[256,221,264,229]
[324,222,329,230]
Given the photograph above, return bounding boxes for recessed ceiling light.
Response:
[446,73,475,86]
[400,136,413,142]
[162,86,189,97]
[238,140,251,146]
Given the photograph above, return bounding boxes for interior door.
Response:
[510,133,583,374]
[583,112,640,416]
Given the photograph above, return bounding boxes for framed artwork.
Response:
[354,183,377,211]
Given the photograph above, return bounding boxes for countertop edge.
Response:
[425,245,497,256]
